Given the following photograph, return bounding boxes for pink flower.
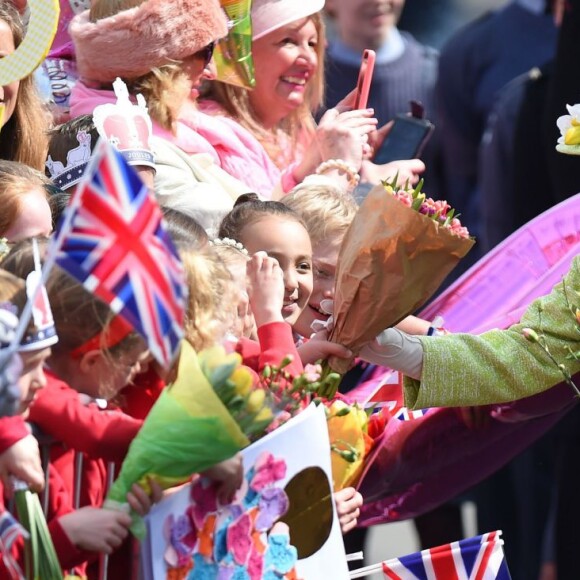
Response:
[303,363,322,382]
[394,191,412,207]
[432,199,451,215]
[250,452,287,491]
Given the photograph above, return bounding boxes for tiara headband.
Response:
[211,237,249,255]
[70,0,228,83]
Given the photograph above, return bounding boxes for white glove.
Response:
[359,328,424,379]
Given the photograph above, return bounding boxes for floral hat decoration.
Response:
[556,103,580,155]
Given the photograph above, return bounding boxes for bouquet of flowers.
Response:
[327,178,474,374]
[257,360,382,492]
[106,341,274,537]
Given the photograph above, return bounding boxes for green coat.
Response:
[404,256,580,409]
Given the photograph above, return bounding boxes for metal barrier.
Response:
[12,424,120,580]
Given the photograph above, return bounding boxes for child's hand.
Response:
[297,329,352,366]
[126,479,164,517]
[334,487,363,534]
[247,252,285,328]
[60,507,132,554]
[0,434,44,495]
[201,454,244,505]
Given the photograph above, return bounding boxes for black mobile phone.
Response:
[373,110,434,164]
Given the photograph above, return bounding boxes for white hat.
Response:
[251,0,325,40]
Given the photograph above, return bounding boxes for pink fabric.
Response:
[419,193,580,332]
[185,101,280,197]
[70,84,281,197]
[354,194,580,526]
[49,0,77,59]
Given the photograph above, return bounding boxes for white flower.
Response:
[556,103,580,146]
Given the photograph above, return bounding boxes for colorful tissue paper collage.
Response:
[140,404,349,580]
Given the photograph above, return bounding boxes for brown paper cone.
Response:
[328,184,474,361]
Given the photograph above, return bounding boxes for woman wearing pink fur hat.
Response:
[69,0,275,235]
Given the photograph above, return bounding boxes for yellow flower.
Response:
[198,345,241,375]
[327,401,369,491]
[254,406,273,422]
[564,125,580,146]
[231,366,253,396]
[247,389,266,413]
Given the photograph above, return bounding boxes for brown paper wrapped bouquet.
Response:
[327,179,475,374]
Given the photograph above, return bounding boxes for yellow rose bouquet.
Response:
[106,341,274,536]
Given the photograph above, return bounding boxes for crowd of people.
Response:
[0,0,579,578]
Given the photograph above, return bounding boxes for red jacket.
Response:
[28,371,143,509]
[236,322,304,378]
[0,464,92,578]
[121,321,304,419]
[0,416,29,454]
[27,372,144,580]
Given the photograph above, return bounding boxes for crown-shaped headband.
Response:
[45,129,92,190]
[20,239,58,352]
[92,78,155,170]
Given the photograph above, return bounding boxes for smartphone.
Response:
[353,49,376,110]
[373,112,434,164]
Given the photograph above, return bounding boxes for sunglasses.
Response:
[197,41,216,68]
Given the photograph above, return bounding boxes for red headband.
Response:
[70,316,133,358]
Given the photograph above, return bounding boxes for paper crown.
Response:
[46,128,92,190]
[556,104,580,156]
[19,241,58,352]
[92,78,155,169]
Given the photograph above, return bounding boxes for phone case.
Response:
[353,49,376,110]
[373,114,434,164]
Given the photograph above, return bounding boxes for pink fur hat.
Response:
[70,0,228,83]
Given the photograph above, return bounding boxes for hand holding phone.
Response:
[353,49,376,110]
[373,101,434,164]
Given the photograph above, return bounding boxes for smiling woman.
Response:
[201,0,384,196]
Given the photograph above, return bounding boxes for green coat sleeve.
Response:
[404,255,580,409]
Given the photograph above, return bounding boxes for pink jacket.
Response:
[70,82,281,198]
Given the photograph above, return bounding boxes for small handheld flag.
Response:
[48,139,186,368]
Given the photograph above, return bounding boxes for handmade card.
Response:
[141,404,349,579]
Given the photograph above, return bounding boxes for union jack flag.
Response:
[0,508,28,579]
[382,530,512,580]
[50,139,186,368]
[394,407,430,421]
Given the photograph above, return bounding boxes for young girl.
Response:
[219,195,355,364]
[218,197,363,532]
[0,268,144,578]
[211,238,256,340]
